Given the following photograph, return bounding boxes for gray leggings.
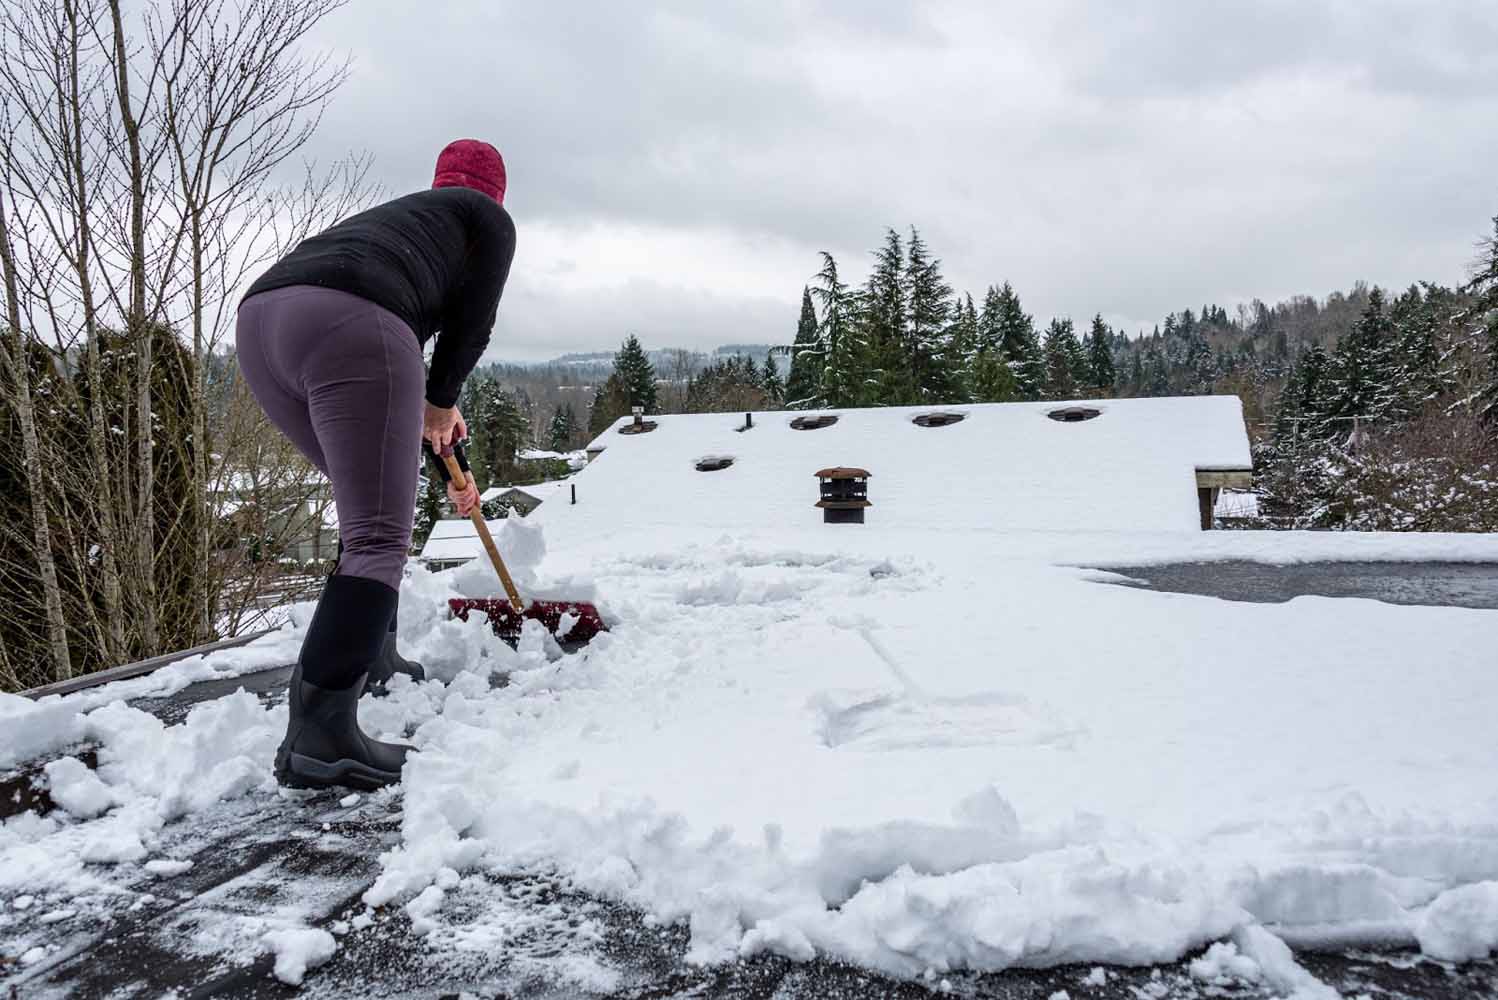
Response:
[235,285,424,590]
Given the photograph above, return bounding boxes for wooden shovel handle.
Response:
[440,451,525,610]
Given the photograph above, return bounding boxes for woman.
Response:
[237,139,516,791]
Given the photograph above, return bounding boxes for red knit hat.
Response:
[432,139,506,204]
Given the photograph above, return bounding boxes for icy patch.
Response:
[262,926,337,985]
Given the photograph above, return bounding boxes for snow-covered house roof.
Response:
[477,480,572,506]
[567,396,1251,536]
[417,518,508,567]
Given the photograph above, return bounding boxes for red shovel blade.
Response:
[449,597,607,643]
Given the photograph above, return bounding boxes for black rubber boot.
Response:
[367,599,426,697]
[275,574,411,791]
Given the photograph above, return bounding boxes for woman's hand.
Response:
[423,402,468,453]
[447,478,480,517]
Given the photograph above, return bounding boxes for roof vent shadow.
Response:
[1047,406,1101,423]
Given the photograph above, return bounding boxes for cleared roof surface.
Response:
[570,396,1251,536]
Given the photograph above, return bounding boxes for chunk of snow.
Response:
[262,927,337,986]
[43,757,115,819]
[1081,966,1107,986]
[1189,941,1262,984]
[144,859,194,877]
[1417,881,1498,962]
[20,946,47,966]
[339,793,361,808]
[1231,925,1338,1000]
[404,884,446,936]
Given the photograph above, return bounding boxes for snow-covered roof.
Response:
[566,396,1250,535]
[478,480,572,504]
[417,518,509,563]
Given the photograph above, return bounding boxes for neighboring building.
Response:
[517,448,588,471]
[418,518,509,571]
[570,396,1254,535]
[213,469,338,565]
[479,479,573,518]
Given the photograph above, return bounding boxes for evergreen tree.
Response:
[1043,318,1084,399]
[1325,287,1394,433]
[587,373,631,438]
[813,252,861,408]
[411,474,447,551]
[944,293,980,402]
[613,335,658,414]
[547,403,577,452]
[1465,214,1498,419]
[971,341,1019,402]
[988,282,1044,399]
[903,227,954,401]
[761,353,784,407]
[1085,314,1117,395]
[784,286,823,408]
[860,229,908,404]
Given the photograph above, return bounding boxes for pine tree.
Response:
[1325,287,1395,433]
[613,335,658,414]
[1465,214,1498,419]
[547,403,576,452]
[411,474,447,550]
[784,287,823,408]
[587,373,631,438]
[812,252,861,408]
[856,229,908,404]
[761,353,784,407]
[903,227,954,401]
[944,293,980,402]
[1085,314,1117,396]
[988,282,1044,399]
[1043,318,1084,399]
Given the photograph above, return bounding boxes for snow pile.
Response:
[1416,881,1498,961]
[359,516,1498,979]
[0,623,303,770]
[262,926,337,985]
[1,691,286,898]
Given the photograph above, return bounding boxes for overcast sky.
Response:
[300,1,1498,362]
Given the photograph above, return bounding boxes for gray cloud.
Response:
[297,1,1498,360]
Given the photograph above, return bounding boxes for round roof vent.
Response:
[1047,406,1101,423]
[912,411,966,428]
[790,414,839,430]
[695,455,734,472]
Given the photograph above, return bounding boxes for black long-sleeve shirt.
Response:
[245,187,516,407]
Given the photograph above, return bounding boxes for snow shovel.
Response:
[429,441,606,645]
